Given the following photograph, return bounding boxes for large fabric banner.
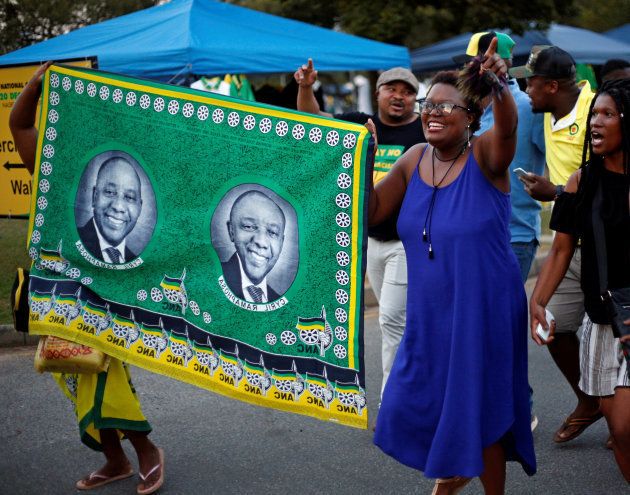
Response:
[27,65,370,428]
[0,58,96,217]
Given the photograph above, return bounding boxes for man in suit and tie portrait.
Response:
[221,190,286,303]
[77,156,143,264]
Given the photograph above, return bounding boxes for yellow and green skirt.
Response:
[53,358,151,451]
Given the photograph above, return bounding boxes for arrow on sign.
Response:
[3,161,26,171]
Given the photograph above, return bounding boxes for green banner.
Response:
[27,65,370,428]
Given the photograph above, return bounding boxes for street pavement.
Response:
[0,299,627,494]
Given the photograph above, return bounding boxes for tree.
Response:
[0,0,158,55]
[558,0,630,33]
[230,0,578,49]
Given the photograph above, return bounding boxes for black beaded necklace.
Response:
[422,145,465,259]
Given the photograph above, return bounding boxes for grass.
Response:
[0,218,31,324]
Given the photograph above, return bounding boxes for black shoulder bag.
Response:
[591,179,630,340]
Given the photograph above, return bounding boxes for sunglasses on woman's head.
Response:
[419,101,470,115]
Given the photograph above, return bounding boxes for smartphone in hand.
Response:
[536,309,555,341]
[513,167,530,180]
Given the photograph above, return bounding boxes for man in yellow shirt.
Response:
[510,46,601,444]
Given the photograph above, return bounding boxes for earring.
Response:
[466,125,471,148]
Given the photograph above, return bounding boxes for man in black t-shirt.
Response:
[295,60,425,398]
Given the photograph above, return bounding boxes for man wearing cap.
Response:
[510,46,601,444]
[457,31,546,286]
[295,59,425,399]
[457,31,546,431]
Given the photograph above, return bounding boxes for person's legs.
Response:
[511,240,537,284]
[479,442,506,495]
[124,430,163,493]
[372,239,407,396]
[76,429,133,489]
[367,238,408,396]
[546,250,600,441]
[511,240,538,428]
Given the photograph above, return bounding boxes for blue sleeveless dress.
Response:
[374,147,536,478]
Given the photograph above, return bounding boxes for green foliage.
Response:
[228,0,337,28]
[229,0,579,49]
[559,0,630,32]
[0,219,30,324]
[0,0,157,54]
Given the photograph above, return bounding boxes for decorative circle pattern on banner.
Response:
[48,109,59,124]
[40,162,53,175]
[168,100,179,115]
[334,344,347,358]
[276,121,288,136]
[153,97,165,112]
[212,108,224,124]
[281,331,297,345]
[99,86,109,100]
[335,193,351,209]
[243,115,256,130]
[259,118,272,133]
[335,270,349,285]
[334,326,347,341]
[197,106,209,121]
[336,231,350,247]
[337,173,351,189]
[335,308,347,323]
[112,88,123,103]
[140,94,151,109]
[292,124,305,140]
[326,130,340,147]
[183,102,195,118]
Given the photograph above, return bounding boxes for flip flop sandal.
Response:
[76,469,134,490]
[432,476,472,495]
[137,448,165,495]
[553,412,603,443]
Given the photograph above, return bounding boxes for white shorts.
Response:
[579,316,630,397]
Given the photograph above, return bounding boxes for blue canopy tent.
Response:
[411,24,630,73]
[0,0,409,81]
[604,24,630,45]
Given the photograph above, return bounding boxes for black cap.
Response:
[509,45,576,79]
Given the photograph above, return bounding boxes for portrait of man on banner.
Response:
[74,150,157,264]
[211,184,299,303]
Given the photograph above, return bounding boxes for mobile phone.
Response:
[513,167,529,179]
[535,309,555,341]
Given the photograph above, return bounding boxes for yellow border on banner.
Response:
[26,76,50,245]
[30,319,367,429]
[52,65,363,131]
[348,128,368,370]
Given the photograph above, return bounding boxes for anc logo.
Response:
[569,123,579,135]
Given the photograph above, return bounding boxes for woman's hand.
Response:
[530,301,556,346]
[365,118,378,156]
[479,37,507,79]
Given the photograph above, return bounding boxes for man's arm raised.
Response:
[294,58,332,117]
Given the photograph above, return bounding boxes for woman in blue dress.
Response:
[369,38,536,494]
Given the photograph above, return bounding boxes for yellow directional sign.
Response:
[0,57,96,217]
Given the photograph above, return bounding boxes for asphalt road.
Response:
[0,299,626,494]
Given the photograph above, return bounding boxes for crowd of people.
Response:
[9,28,630,495]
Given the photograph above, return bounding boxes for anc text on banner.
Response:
[27,64,370,428]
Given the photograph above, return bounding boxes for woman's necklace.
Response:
[422,145,465,259]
